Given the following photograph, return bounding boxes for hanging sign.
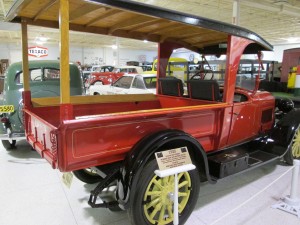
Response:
[28,46,48,58]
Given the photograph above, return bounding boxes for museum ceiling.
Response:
[0,0,299,50]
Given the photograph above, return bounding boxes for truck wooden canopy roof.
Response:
[6,0,272,54]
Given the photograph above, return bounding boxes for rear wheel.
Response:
[284,125,300,165]
[128,158,200,225]
[73,168,103,184]
[2,140,16,151]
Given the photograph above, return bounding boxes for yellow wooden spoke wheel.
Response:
[284,125,300,165]
[292,127,300,158]
[143,172,191,225]
[128,157,200,225]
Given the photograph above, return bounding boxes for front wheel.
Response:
[284,125,300,165]
[128,158,200,225]
[2,140,16,151]
[73,168,103,184]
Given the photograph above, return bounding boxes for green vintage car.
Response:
[0,60,84,150]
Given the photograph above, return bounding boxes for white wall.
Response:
[171,43,300,62]
[0,42,299,66]
[0,43,157,66]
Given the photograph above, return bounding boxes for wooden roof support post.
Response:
[59,0,73,121]
[21,18,31,108]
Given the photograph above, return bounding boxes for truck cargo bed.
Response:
[25,94,227,171]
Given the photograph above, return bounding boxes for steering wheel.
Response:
[190,69,214,80]
[33,75,42,81]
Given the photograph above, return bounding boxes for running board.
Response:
[208,149,280,179]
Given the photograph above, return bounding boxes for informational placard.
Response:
[155,147,192,171]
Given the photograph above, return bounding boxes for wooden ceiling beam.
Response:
[33,0,57,21]
[158,26,193,42]
[69,4,103,21]
[128,19,166,33]
[146,22,181,35]
[108,16,157,35]
[85,8,121,27]
[193,38,227,48]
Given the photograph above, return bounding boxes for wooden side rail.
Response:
[31,94,158,107]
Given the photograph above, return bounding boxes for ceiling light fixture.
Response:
[281,36,300,43]
[286,37,300,43]
[111,45,118,49]
[35,34,48,45]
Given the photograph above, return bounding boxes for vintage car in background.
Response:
[141,64,153,72]
[82,65,114,83]
[0,60,84,150]
[86,65,143,86]
[88,74,157,95]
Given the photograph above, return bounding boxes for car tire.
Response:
[284,125,300,165]
[128,157,200,225]
[2,140,16,151]
[73,168,103,184]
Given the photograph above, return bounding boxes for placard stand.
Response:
[155,164,196,225]
[272,159,300,218]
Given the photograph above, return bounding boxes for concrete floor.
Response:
[0,140,300,225]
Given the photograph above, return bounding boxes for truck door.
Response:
[227,93,258,145]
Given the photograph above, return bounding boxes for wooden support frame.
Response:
[59,0,73,121]
[21,19,29,92]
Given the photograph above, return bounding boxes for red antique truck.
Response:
[6,0,300,225]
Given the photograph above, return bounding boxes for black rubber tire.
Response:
[73,169,103,184]
[128,158,200,225]
[284,125,300,165]
[108,205,122,212]
[2,140,16,151]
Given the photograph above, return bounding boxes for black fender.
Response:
[265,108,300,156]
[116,129,213,209]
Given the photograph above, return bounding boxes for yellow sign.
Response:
[155,147,192,171]
[0,105,14,113]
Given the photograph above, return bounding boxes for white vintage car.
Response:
[88,74,157,95]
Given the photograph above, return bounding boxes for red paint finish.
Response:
[157,42,183,78]
[23,36,276,173]
[24,96,228,171]
[22,91,32,108]
[87,71,124,85]
[60,103,73,121]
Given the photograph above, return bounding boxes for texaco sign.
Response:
[28,46,48,58]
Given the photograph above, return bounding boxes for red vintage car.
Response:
[87,65,143,86]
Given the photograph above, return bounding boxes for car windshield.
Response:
[113,76,133,89]
[143,77,157,89]
[95,66,114,72]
